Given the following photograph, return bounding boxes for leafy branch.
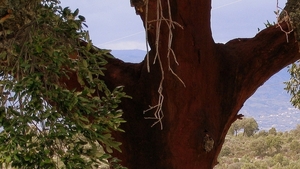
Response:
[0,0,127,168]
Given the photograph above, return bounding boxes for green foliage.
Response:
[241,163,256,169]
[216,123,300,169]
[284,0,300,103]
[0,0,127,168]
[281,0,300,96]
[291,124,300,137]
[228,117,259,137]
[257,130,268,137]
[242,118,259,137]
[285,63,300,108]
[269,127,277,135]
[228,120,242,136]
[250,138,268,156]
[290,140,300,153]
[282,0,300,41]
[219,146,231,157]
[266,136,283,153]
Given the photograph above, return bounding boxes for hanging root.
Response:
[276,0,293,43]
[277,0,300,52]
[142,0,185,130]
[143,55,164,130]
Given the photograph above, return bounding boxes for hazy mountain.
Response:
[111,50,300,131]
[240,68,300,132]
[111,50,146,63]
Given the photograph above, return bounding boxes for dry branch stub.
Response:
[130,0,146,14]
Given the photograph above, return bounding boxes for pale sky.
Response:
[61,0,287,50]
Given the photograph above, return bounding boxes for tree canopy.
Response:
[0,1,127,168]
[228,117,258,137]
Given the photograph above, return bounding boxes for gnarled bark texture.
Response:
[104,0,300,168]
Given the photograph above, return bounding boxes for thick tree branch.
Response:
[215,22,300,160]
[220,22,299,108]
[101,18,300,169]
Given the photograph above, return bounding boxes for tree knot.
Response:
[203,134,214,152]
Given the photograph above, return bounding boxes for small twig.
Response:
[0,9,13,24]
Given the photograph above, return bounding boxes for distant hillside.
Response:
[111,50,300,131]
[240,68,300,131]
[215,128,300,169]
[111,50,145,63]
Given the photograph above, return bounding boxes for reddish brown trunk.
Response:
[89,1,300,168]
